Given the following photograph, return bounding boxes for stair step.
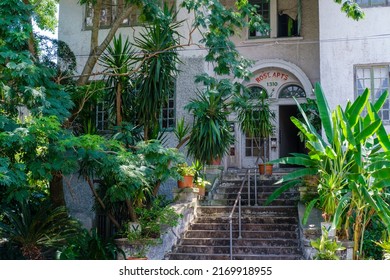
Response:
[197,206,298,216]
[210,199,298,207]
[184,230,298,239]
[180,238,299,247]
[189,223,297,231]
[174,245,301,255]
[215,186,298,194]
[168,253,302,260]
[195,216,298,224]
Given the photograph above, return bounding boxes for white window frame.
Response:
[355,65,390,122]
[160,88,176,130]
[356,0,390,7]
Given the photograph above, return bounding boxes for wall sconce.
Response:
[271,138,277,150]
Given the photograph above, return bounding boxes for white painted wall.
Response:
[319,0,390,116]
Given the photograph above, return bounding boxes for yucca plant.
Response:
[185,89,234,165]
[0,200,80,259]
[133,5,182,140]
[266,82,390,259]
[99,34,136,127]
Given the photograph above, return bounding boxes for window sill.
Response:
[241,36,304,45]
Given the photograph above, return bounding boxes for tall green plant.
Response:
[134,5,182,140]
[99,34,136,127]
[185,89,234,165]
[266,83,390,259]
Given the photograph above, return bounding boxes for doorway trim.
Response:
[249,59,313,97]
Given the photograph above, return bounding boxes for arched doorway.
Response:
[235,60,313,169]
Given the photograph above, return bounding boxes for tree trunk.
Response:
[85,176,121,229]
[125,199,137,222]
[49,171,66,208]
[116,83,122,126]
[76,4,135,86]
[22,0,37,59]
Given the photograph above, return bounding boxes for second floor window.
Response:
[248,0,301,39]
[85,0,176,28]
[356,0,390,7]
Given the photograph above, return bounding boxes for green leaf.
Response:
[346,88,369,127]
[355,119,381,143]
[374,90,389,112]
[302,198,320,225]
[273,156,315,167]
[314,83,333,143]
[275,168,318,185]
[332,192,351,230]
[264,180,299,206]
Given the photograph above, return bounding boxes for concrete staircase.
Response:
[168,170,303,260]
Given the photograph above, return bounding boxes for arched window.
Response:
[249,86,268,99]
[279,85,306,98]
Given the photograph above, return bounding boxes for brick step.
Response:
[173,245,301,255]
[184,230,298,239]
[168,253,302,260]
[189,223,298,231]
[180,238,299,247]
[195,216,298,224]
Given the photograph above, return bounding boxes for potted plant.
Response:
[234,87,275,174]
[194,177,211,198]
[176,163,196,188]
[185,89,234,166]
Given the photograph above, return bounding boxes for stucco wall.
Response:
[319,1,390,119]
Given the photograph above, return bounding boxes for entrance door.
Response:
[279,105,305,165]
[226,122,240,168]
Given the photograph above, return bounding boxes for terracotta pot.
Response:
[258,163,273,175]
[196,186,206,197]
[258,164,265,174]
[265,164,273,175]
[210,157,221,165]
[177,175,194,188]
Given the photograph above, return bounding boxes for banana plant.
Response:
[266,82,390,259]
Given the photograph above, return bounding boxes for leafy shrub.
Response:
[135,196,182,239]
[362,216,386,259]
[58,228,124,260]
[0,200,80,259]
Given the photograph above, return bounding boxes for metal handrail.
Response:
[228,169,250,260]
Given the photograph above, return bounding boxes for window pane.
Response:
[249,0,270,38]
[356,65,390,122]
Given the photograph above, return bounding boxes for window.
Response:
[85,0,176,28]
[356,65,390,121]
[245,86,268,156]
[279,85,306,98]
[249,0,271,38]
[356,0,390,7]
[160,89,175,129]
[96,101,109,131]
[248,0,301,39]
